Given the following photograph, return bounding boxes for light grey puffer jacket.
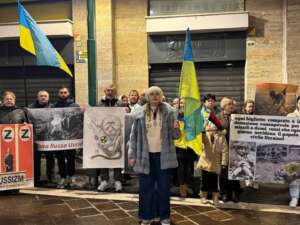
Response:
[129,102,179,174]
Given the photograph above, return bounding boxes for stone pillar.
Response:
[72,0,88,105]
[287,0,300,94]
[114,0,149,96]
[95,0,115,98]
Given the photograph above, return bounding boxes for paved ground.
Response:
[0,190,299,225]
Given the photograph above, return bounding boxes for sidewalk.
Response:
[0,187,293,225]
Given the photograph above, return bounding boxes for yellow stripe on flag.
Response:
[20,25,36,55]
[179,61,200,101]
[187,134,202,156]
[55,51,73,77]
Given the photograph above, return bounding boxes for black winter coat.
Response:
[29,100,53,109]
[98,96,121,107]
[54,97,79,108]
[0,106,28,124]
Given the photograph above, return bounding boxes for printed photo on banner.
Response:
[83,107,126,169]
[229,114,300,183]
[28,108,83,151]
[255,83,298,116]
[0,124,33,191]
[229,141,256,180]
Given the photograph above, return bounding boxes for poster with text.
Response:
[0,124,34,191]
[83,107,126,169]
[255,83,298,116]
[28,108,83,151]
[229,114,300,183]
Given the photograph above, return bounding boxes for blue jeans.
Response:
[139,153,171,221]
[289,179,300,199]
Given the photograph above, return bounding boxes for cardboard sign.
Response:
[0,124,34,190]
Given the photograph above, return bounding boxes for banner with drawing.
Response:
[83,107,126,169]
[28,108,83,151]
[229,114,300,183]
[0,124,34,190]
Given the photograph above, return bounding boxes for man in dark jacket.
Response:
[0,91,28,124]
[29,90,54,186]
[93,84,123,192]
[53,86,80,189]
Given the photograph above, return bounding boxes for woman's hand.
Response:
[128,159,136,167]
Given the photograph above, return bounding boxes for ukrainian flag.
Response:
[18,2,73,77]
[178,29,203,156]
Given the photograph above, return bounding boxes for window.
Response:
[149,0,244,16]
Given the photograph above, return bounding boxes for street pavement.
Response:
[0,189,299,225]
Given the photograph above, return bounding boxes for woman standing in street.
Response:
[129,86,179,225]
[218,97,241,202]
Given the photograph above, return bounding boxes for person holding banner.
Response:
[92,84,124,192]
[129,86,179,225]
[218,97,241,203]
[29,90,55,186]
[287,96,300,207]
[54,86,80,189]
[0,91,28,193]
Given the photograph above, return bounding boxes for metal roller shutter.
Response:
[0,66,74,107]
[149,61,245,110]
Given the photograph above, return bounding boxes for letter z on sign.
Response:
[19,127,31,141]
[2,127,14,142]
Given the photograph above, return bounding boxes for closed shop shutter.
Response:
[0,66,74,107]
[0,38,74,107]
[149,61,245,110]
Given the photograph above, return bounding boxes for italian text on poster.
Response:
[229,114,300,183]
[28,108,83,151]
[83,107,125,169]
[0,124,34,191]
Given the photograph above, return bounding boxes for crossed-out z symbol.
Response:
[21,129,29,139]
[4,130,12,140]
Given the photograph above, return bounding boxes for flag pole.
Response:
[87,0,97,106]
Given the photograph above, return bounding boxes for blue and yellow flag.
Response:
[178,29,203,156]
[18,2,72,77]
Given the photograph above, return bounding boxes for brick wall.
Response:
[114,0,149,96]
[73,0,88,105]
[287,0,300,93]
[245,0,284,100]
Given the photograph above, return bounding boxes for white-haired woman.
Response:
[129,86,179,225]
[218,97,241,203]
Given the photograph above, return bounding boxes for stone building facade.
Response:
[0,0,299,105]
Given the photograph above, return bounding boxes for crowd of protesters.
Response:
[0,85,300,225]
